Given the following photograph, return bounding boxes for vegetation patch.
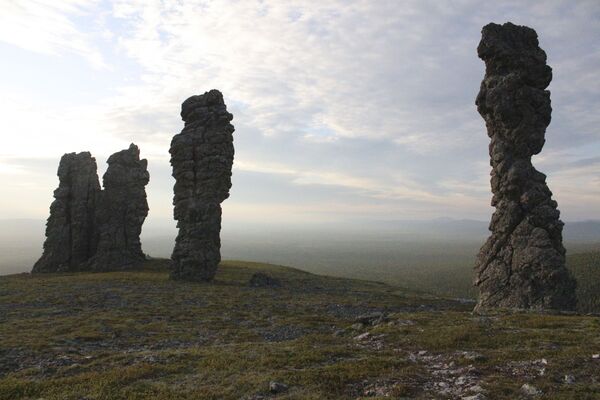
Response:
[1,260,599,399]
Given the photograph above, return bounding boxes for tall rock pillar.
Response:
[32,152,100,272]
[88,143,149,271]
[474,22,576,311]
[170,89,235,281]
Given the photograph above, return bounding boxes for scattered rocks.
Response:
[455,298,477,305]
[520,383,542,396]
[170,89,235,282]
[505,358,548,379]
[467,384,486,394]
[33,152,101,273]
[457,351,486,362]
[353,331,386,351]
[269,381,288,394]
[354,311,390,326]
[249,272,281,288]
[408,350,483,398]
[474,22,577,311]
[354,332,371,341]
[353,378,410,398]
[87,144,149,271]
[462,394,486,400]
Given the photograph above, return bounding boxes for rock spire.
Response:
[474,22,577,311]
[87,144,149,271]
[170,89,235,281]
[33,145,149,273]
[32,152,100,272]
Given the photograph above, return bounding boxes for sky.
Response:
[0,0,599,230]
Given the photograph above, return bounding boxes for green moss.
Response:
[0,259,598,399]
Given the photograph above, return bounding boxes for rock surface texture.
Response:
[474,22,577,311]
[170,89,235,281]
[87,144,149,271]
[32,152,101,272]
[33,145,149,273]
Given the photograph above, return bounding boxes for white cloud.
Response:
[108,1,486,146]
[0,93,126,159]
[235,158,485,212]
[0,0,107,69]
[1,0,599,222]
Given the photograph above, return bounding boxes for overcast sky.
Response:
[0,0,599,229]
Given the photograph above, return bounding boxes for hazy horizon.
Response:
[2,217,598,279]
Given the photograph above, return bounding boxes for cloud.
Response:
[0,0,108,69]
[108,1,486,146]
[235,158,485,212]
[1,0,599,222]
[105,1,598,150]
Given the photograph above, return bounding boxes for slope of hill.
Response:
[330,250,600,315]
[569,251,600,313]
[1,260,599,399]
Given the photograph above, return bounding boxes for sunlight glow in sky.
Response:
[0,0,599,226]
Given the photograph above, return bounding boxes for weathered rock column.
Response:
[32,152,100,273]
[474,22,577,311]
[88,143,149,271]
[170,89,235,281]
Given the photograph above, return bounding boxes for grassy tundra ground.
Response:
[312,249,600,314]
[1,260,599,399]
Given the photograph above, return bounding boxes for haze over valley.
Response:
[3,217,598,299]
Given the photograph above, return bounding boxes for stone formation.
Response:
[170,89,235,281]
[33,152,100,272]
[33,145,149,272]
[474,22,577,311]
[87,144,149,271]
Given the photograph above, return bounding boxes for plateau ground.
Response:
[1,260,599,399]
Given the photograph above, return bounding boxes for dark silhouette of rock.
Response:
[474,22,577,311]
[170,89,235,281]
[87,144,149,271]
[33,145,150,273]
[32,152,100,273]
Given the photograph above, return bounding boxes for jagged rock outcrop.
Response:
[32,152,100,273]
[474,22,577,311]
[87,144,149,271]
[170,89,235,281]
[33,145,150,273]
